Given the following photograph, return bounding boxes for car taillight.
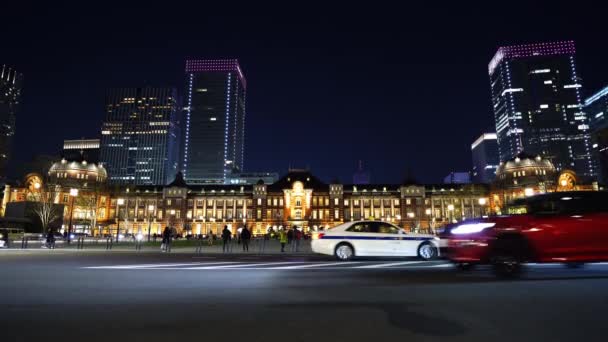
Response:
[313,233,325,240]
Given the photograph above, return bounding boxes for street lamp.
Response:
[67,188,78,244]
[115,198,124,242]
[147,204,154,241]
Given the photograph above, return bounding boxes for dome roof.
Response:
[495,152,556,187]
[48,159,107,183]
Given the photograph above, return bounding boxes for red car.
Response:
[448,191,608,277]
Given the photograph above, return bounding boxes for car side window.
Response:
[529,199,561,216]
[377,223,400,234]
[347,223,372,233]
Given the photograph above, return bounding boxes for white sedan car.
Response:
[311,221,440,261]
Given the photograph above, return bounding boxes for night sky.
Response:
[3,3,607,184]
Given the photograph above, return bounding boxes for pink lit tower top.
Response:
[487,41,596,179]
[182,59,247,184]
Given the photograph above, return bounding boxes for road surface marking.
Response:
[83,260,454,271]
[354,261,428,269]
[427,263,453,268]
[269,262,363,269]
[84,262,238,269]
[181,261,309,269]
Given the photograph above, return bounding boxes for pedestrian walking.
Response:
[46,229,55,249]
[161,226,171,252]
[293,226,302,252]
[221,225,231,253]
[241,225,251,252]
[208,231,214,246]
[287,228,294,245]
[279,228,288,252]
[1,229,8,248]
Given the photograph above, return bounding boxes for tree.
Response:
[76,183,103,235]
[30,185,63,234]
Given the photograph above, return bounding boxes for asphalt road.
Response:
[2,250,608,342]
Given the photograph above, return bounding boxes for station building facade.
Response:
[1,162,599,236]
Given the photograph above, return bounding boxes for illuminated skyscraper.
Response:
[99,88,180,185]
[585,86,608,184]
[182,59,246,184]
[488,41,595,178]
[0,65,23,179]
[471,133,499,183]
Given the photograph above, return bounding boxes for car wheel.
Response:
[565,262,585,269]
[417,242,437,260]
[334,243,354,261]
[491,236,528,278]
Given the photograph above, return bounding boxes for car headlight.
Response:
[451,223,496,235]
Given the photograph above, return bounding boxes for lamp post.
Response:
[147,204,154,241]
[115,198,124,242]
[67,188,78,244]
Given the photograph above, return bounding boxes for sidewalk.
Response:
[1,239,314,255]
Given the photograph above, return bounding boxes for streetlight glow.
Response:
[117,198,125,206]
[69,188,78,197]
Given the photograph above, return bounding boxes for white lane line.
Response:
[181,261,309,270]
[427,263,453,268]
[354,261,430,269]
[83,262,238,269]
[270,262,363,269]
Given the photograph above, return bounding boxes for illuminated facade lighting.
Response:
[488,41,595,178]
[182,59,246,184]
[585,85,608,184]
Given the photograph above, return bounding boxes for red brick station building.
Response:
[0,153,600,236]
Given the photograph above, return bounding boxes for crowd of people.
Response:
[5,225,307,253]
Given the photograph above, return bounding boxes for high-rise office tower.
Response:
[63,138,100,163]
[100,88,180,185]
[471,133,499,183]
[0,65,23,179]
[585,86,608,184]
[183,59,246,184]
[488,41,595,178]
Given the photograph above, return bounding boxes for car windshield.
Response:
[325,222,352,231]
